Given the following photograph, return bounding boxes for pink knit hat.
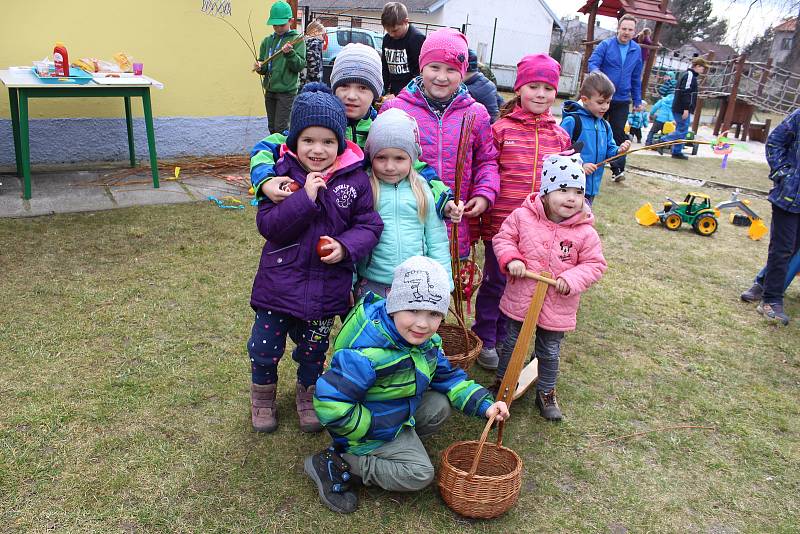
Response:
[514,54,561,91]
[418,28,469,77]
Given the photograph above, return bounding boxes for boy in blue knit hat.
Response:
[246,83,383,435]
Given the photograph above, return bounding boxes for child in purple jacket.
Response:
[247,84,383,434]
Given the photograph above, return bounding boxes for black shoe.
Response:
[304,447,359,513]
[671,153,689,160]
[740,283,763,303]
[611,170,625,182]
[535,389,563,421]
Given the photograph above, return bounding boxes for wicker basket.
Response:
[438,415,523,519]
[438,307,482,371]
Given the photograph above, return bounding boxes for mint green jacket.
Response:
[357,178,453,288]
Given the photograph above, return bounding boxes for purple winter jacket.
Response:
[250,141,383,320]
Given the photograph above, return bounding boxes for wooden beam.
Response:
[721,54,747,133]
[579,0,599,86]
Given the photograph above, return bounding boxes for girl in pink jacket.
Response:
[472,54,572,372]
[492,154,607,421]
[380,28,499,260]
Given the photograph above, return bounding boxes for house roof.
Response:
[300,0,564,30]
[578,0,677,25]
[774,17,796,33]
[686,41,737,59]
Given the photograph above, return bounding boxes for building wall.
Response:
[770,31,792,64]
[0,0,278,165]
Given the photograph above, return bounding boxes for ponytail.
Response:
[499,96,520,118]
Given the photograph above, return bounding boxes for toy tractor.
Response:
[636,192,719,236]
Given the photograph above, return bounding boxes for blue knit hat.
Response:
[286,83,348,155]
[467,49,478,73]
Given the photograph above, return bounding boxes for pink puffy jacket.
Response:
[380,80,499,258]
[493,193,607,331]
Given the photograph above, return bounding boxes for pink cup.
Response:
[133,62,143,75]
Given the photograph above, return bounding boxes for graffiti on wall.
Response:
[201,0,232,17]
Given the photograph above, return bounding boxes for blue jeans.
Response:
[659,113,691,155]
[754,248,800,292]
[495,317,564,392]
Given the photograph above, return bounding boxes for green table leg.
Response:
[9,88,22,178]
[124,96,135,167]
[18,90,32,200]
[141,89,159,189]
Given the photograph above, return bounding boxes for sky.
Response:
[549,0,795,49]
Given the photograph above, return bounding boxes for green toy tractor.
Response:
[636,192,719,236]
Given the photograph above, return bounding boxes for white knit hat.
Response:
[386,256,450,316]
[540,154,586,195]
[364,108,422,162]
[330,43,384,100]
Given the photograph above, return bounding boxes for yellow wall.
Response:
[0,0,277,119]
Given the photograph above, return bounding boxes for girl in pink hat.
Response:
[379,28,499,264]
[471,53,574,371]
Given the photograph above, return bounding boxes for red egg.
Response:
[316,237,332,258]
[288,181,301,192]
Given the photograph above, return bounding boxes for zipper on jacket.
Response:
[533,117,540,193]
[394,183,400,266]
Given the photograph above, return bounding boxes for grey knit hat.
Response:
[364,108,422,162]
[540,154,586,195]
[330,43,384,100]
[386,256,451,316]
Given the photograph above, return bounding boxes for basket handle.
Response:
[447,305,471,355]
[467,413,505,479]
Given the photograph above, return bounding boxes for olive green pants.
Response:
[342,391,451,492]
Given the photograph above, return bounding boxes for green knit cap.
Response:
[267,1,293,25]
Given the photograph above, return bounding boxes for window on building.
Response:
[782,37,793,50]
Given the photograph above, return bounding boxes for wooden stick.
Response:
[597,139,714,166]
[262,21,325,65]
[524,271,558,286]
[587,425,716,448]
[496,271,551,408]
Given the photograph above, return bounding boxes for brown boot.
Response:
[250,383,278,433]
[296,382,322,433]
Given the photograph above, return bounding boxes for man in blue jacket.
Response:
[588,14,643,182]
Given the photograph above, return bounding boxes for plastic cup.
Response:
[133,62,143,76]
[34,61,49,77]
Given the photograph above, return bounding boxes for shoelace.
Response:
[322,447,352,493]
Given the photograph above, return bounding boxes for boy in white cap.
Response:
[305,256,509,513]
[492,154,607,421]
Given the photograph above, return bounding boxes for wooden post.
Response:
[691,52,713,133]
[758,57,773,96]
[641,21,662,102]
[721,54,747,133]
[579,1,598,86]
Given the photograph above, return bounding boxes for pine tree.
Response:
[660,0,728,49]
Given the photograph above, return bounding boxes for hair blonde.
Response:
[370,167,429,223]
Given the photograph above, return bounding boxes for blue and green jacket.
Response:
[314,293,493,455]
[766,108,800,213]
[249,107,453,218]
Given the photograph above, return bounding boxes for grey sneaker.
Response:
[740,283,763,303]
[304,447,358,514]
[477,347,499,370]
[756,302,790,325]
[535,389,563,421]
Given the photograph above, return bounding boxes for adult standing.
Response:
[380,2,427,98]
[658,57,708,160]
[587,14,643,182]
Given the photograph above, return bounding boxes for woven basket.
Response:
[438,307,482,371]
[438,415,523,519]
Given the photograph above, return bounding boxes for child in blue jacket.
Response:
[627,108,649,143]
[561,72,631,203]
[746,109,800,325]
[646,93,675,146]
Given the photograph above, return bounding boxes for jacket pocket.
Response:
[261,243,300,268]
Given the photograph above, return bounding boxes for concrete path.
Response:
[0,166,250,218]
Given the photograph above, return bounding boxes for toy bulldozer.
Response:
[636,192,719,236]
[714,191,769,241]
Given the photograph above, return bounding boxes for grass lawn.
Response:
[2,161,798,532]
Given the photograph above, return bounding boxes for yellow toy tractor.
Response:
[636,192,719,236]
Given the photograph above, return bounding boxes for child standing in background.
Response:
[247,85,382,434]
[646,92,675,146]
[561,72,631,203]
[356,108,454,298]
[253,1,306,134]
[627,106,649,143]
[493,155,607,420]
[471,54,570,371]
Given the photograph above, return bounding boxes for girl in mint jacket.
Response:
[356,109,453,297]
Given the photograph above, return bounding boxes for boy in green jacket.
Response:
[253,1,306,133]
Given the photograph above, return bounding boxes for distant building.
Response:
[678,41,737,62]
[771,17,796,65]
[550,15,614,59]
